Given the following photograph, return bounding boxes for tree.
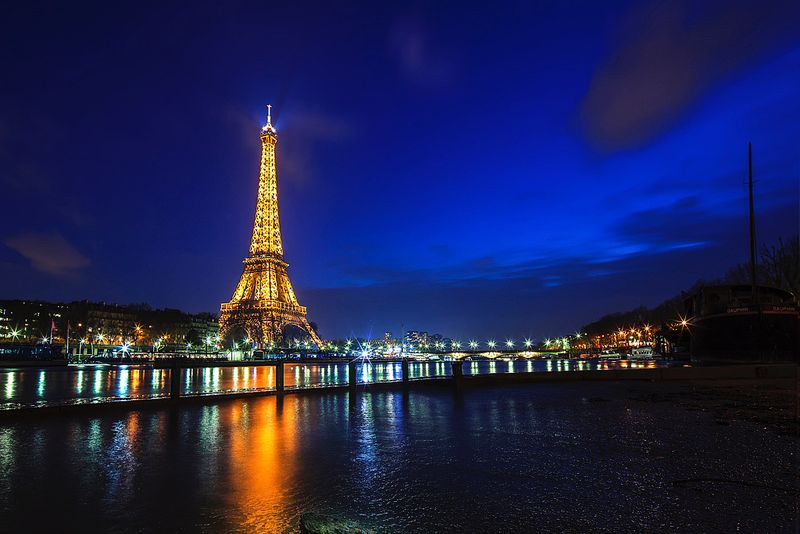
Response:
[184,328,201,346]
[760,235,799,295]
[724,235,799,295]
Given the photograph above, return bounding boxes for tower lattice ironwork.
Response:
[219,106,322,347]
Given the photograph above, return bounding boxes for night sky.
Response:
[1,1,798,340]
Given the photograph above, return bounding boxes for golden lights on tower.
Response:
[219,105,322,347]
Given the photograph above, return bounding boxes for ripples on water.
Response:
[0,383,794,532]
[0,359,667,410]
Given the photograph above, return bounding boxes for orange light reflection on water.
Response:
[224,397,297,531]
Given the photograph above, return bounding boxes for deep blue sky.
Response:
[1,0,798,340]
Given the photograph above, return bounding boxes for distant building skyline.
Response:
[0,299,219,356]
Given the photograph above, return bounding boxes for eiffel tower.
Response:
[219,105,322,347]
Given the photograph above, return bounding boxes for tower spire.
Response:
[267,104,272,128]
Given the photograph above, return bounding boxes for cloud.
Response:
[303,242,708,340]
[305,189,799,339]
[304,207,792,340]
[389,18,456,88]
[580,0,800,152]
[612,182,798,251]
[5,232,90,276]
[278,109,354,187]
[219,104,354,188]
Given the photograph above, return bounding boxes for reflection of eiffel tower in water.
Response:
[219,106,322,347]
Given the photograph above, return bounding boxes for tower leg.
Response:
[299,318,323,347]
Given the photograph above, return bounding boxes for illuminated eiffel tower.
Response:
[219,105,322,347]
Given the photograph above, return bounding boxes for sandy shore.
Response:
[622,377,799,437]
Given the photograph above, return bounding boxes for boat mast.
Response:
[748,142,758,297]
[748,142,763,360]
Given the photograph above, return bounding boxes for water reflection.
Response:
[4,372,14,400]
[0,359,668,410]
[0,377,787,533]
[37,371,46,398]
[227,397,298,531]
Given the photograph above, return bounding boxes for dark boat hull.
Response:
[690,311,799,363]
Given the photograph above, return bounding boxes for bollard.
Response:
[401,358,410,386]
[275,360,285,393]
[451,359,464,390]
[170,358,181,400]
[348,360,357,390]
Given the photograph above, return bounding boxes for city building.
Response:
[0,300,220,357]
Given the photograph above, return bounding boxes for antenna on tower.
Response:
[267,104,272,128]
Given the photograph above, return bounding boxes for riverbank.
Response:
[630,376,799,437]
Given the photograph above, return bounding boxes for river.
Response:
[0,358,666,410]
[0,379,793,532]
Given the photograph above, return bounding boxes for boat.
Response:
[598,349,621,360]
[684,284,798,362]
[629,347,657,360]
[684,144,799,363]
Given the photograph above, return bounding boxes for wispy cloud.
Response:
[5,232,90,276]
[389,17,456,89]
[278,109,354,187]
[324,187,798,296]
[580,0,800,152]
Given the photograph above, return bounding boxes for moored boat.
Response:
[683,284,798,363]
[629,347,658,360]
[598,349,621,360]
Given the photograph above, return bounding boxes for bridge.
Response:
[87,348,574,367]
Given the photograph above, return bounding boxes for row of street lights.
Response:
[5,315,696,357]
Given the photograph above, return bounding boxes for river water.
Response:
[0,359,665,410]
[0,381,793,532]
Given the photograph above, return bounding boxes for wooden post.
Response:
[275,360,285,393]
[451,359,464,390]
[401,358,410,386]
[170,358,181,400]
[348,360,357,390]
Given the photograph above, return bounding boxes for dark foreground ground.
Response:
[0,376,797,533]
